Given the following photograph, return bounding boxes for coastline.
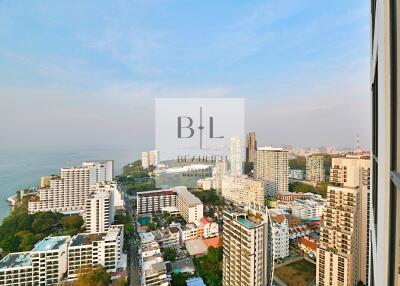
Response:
[0,148,140,222]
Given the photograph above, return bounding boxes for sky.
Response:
[0,0,370,152]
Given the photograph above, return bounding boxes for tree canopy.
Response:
[74,266,111,286]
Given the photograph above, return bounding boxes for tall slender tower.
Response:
[316,155,370,286]
[246,132,257,163]
[230,136,242,177]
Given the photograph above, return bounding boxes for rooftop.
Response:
[185,239,207,256]
[70,225,121,247]
[174,186,202,206]
[257,146,286,152]
[0,253,32,270]
[88,190,110,199]
[32,236,69,252]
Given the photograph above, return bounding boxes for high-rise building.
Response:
[213,159,227,192]
[254,147,288,196]
[306,155,325,183]
[28,160,114,214]
[142,152,149,169]
[317,185,359,286]
[141,150,160,169]
[316,155,370,286]
[85,190,113,233]
[230,136,242,177]
[370,1,400,284]
[221,175,265,206]
[223,206,273,286]
[246,132,257,163]
[228,136,242,177]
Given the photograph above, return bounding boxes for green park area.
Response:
[274,259,316,286]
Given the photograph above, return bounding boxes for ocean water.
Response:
[0,149,140,221]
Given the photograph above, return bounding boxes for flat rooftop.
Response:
[32,236,69,252]
[174,186,202,206]
[70,226,121,247]
[257,146,286,151]
[0,253,32,270]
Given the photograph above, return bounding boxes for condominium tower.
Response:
[370,0,400,285]
[246,132,257,163]
[223,206,273,286]
[306,155,325,183]
[254,147,288,196]
[316,155,370,285]
[230,136,243,177]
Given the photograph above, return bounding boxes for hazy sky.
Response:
[0,0,370,152]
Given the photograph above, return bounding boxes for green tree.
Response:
[165,247,177,262]
[1,235,21,252]
[74,266,111,286]
[16,231,37,251]
[194,247,223,286]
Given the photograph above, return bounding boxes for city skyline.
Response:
[0,1,370,151]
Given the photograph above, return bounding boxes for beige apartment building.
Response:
[316,155,370,286]
[221,175,265,206]
[174,186,203,223]
[306,155,325,183]
[254,147,288,196]
[28,160,114,214]
[222,206,273,286]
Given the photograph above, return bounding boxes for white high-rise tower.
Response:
[229,136,242,177]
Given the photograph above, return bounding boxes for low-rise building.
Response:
[139,232,169,286]
[152,227,180,249]
[298,237,318,258]
[289,225,311,240]
[292,199,324,219]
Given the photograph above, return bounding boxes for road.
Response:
[123,186,140,286]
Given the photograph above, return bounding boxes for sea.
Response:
[0,148,140,221]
